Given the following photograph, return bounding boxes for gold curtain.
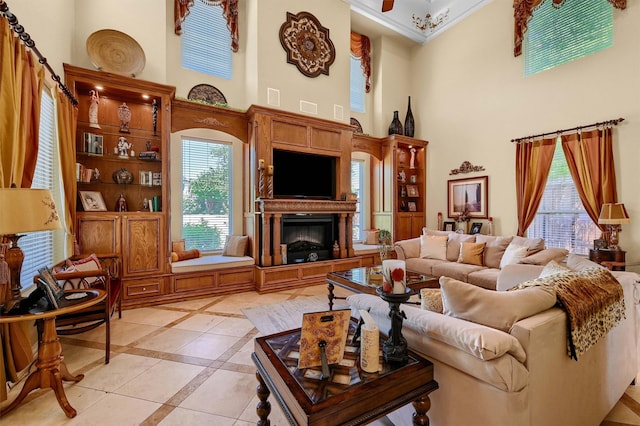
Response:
[561,128,618,231]
[174,0,239,52]
[513,0,627,57]
[515,137,556,236]
[55,88,78,254]
[350,32,371,93]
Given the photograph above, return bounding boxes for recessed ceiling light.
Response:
[95,85,104,91]
[142,94,150,99]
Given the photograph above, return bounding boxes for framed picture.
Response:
[594,238,608,250]
[408,201,417,212]
[83,132,103,155]
[447,176,488,219]
[470,222,483,235]
[37,266,64,310]
[443,221,455,231]
[406,185,420,197]
[79,190,107,211]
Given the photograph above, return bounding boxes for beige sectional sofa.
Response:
[348,254,639,426]
[394,230,568,290]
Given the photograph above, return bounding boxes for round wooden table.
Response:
[0,289,106,418]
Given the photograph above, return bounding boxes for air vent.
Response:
[300,100,318,115]
[267,88,280,106]
[334,104,344,121]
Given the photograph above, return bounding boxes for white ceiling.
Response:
[345,0,492,44]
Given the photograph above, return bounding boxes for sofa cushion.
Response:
[458,242,486,266]
[420,288,443,313]
[424,228,452,237]
[447,233,476,262]
[539,260,572,278]
[475,235,513,268]
[511,236,545,254]
[467,268,500,290]
[419,235,448,260]
[432,262,486,283]
[405,258,447,276]
[440,276,556,332]
[520,248,568,265]
[223,235,249,257]
[566,253,604,271]
[499,244,529,268]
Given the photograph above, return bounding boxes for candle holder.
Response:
[376,287,410,365]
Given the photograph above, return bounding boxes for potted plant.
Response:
[378,229,392,261]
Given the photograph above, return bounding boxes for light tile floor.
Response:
[1,284,638,425]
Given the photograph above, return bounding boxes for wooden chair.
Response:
[46,254,122,363]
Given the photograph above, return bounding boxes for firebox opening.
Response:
[281,214,336,263]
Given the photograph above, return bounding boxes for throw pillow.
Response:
[499,244,529,269]
[446,233,476,262]
[420,288,443,313]
[423,228,452,237]
[419,235,448,260]
[457,242,486,266]
[511,236,545,254]
[520,248,569,265]
[539,260,572,278]
[65,253,101,272]
[223,235,249,257]
[475,235,513,268]
[440,276,556,332]
[566,253,604,271]
[172,239,186,253]
[170,249,201,262]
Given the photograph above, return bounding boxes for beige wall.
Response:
[412,1,640,261]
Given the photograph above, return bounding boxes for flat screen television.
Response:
[272,149,336,199]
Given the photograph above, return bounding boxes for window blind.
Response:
[528,141,600,254]
[350,55,365,113]
[524,0,613,76]
[351,160,364,242]
[181,1,232,79]
[181,138,232,251]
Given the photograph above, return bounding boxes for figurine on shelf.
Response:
[88,89,100,128]
[115,193,128,212]
[118,102,131,133]
[398,170,406,183]
[152,99,158,135]
[117,137,131,158]
[409,148,417,169]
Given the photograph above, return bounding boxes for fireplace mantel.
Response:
[256,198,356,214]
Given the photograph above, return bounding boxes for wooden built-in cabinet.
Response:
[64,64,175,306]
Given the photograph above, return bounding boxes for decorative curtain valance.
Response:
[513,0,626,57]
[174,0,239,52]
[350,31,371,93]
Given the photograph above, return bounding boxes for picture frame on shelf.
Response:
[79,190,107,212]
[83,132,103,156]
[406,185,420,197]
[447,176,488,219]
[443,222,455,232]
[408,201,417,212]
[470,222,483,235]
[594,238,608,250]
[36,266,64,310]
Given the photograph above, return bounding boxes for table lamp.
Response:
[598,203,630,251]
[0,188,61,303]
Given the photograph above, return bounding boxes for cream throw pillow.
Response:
[419,235,448,260]
[420,288,443,313]
[499,244,529,269]
[223,235,249,257]
[539,260,572,278]
[475,235,513,268]
[520,248,569,265]
[457,242,486,266]
[566,253,604,271]
[440,276,556,332]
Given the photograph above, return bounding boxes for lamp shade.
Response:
[0,188,61,234]
[598,203,630,225]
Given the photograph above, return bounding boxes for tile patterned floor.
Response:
[1,284,638,425]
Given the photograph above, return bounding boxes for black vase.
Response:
[404,96,415,137]
[388,110,403,135]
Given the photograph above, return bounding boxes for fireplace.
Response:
[281,214,336,263]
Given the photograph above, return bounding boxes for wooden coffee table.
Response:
[252,319,438,425]
[326,266,438,310]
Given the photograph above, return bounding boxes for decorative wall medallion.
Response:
[449,161,486,175]
[279,11,336,78]
[350,117,363,133]
[187,84,227,105]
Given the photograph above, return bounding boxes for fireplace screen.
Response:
[281,214,336,263]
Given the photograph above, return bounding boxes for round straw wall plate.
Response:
[86,29,146,77]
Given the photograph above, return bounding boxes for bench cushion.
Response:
[170,255,254,274]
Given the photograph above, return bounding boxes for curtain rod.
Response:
[510,117,624,143]
[0,0,78,106]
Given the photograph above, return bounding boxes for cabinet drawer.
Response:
[123,277,166,299]
[332,259,362,271]
[300,263,332,279]
[174,274,216,292]
[263,268,299,284]
[218,268,254,287]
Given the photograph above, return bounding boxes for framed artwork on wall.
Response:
[447,176,488,219]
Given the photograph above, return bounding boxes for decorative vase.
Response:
[404,96,414,137]
[112,168,133,184]
[118,102,131,133]
[388,111,403,135]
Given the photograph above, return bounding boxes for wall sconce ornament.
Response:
[449,161,485,175]
[279,11,335,78]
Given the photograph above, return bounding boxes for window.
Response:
[350,55,365,112]
[181,138,232,251]
[351,159,364,242]
[524,0,613,76]
[21,90,64,286]
[527,140,599,254]
[181,0,232,79]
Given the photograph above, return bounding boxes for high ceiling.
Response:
[345,0,492,44]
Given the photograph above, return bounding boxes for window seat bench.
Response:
[170,255,254,274]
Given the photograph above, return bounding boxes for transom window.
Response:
[181,138,232,251]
